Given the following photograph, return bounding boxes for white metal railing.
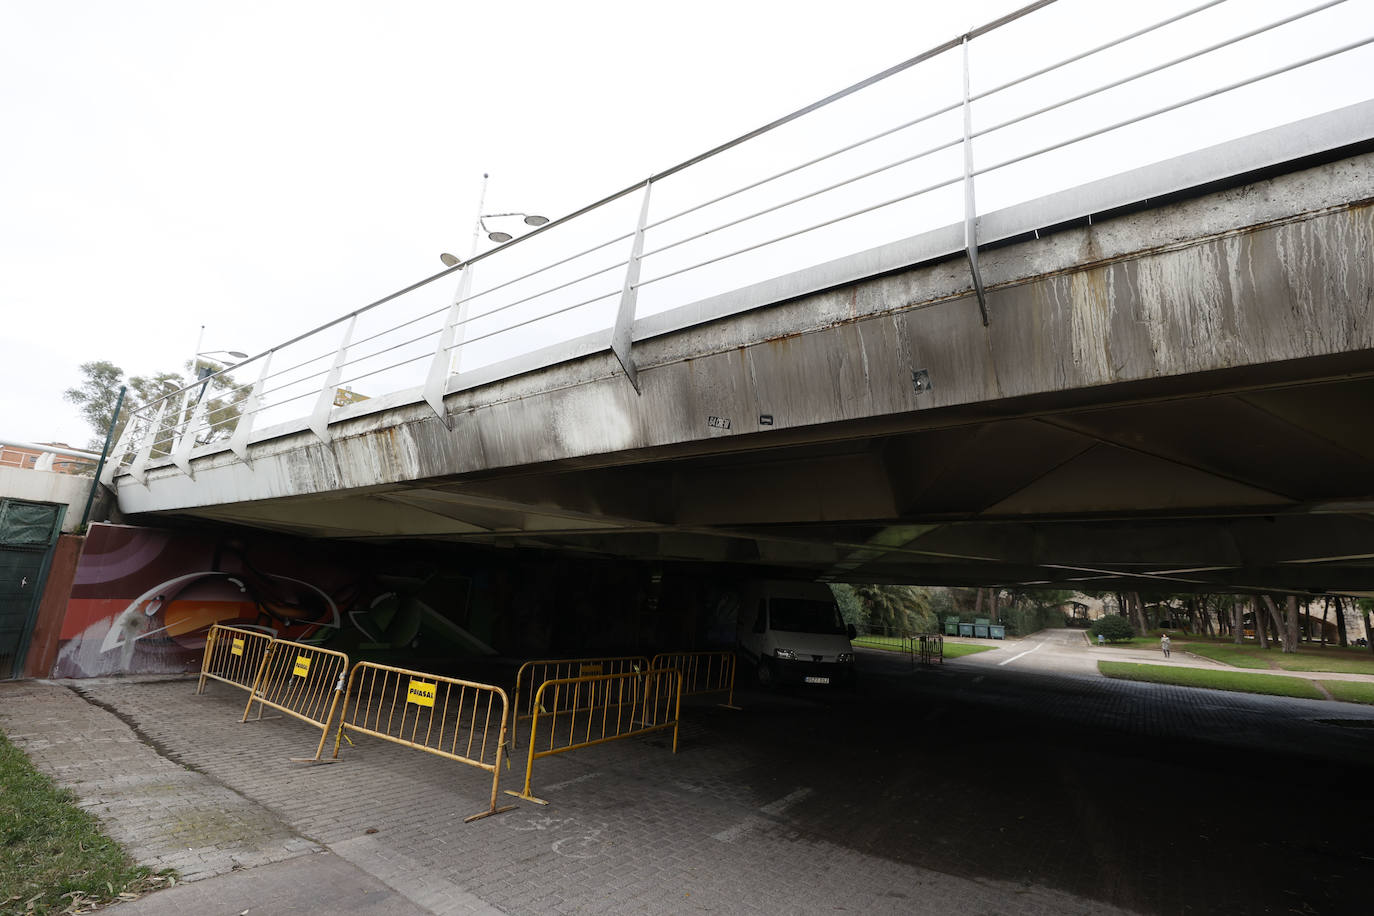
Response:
[105,0,1374,486]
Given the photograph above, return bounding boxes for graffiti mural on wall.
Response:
[52,523,672,678]
[55,523,350,678]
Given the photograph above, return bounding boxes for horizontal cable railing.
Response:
[105,0,1372,486]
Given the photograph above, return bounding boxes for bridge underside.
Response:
[126,144,1374,596]
[166,345,1374,595]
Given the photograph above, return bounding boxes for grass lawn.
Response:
[1323,681,1374,705]
[852,635,906,651]
[945,643,997,659]
[1098,661,1326,700]
[1181,641,1374,675]
[0,732,173,914]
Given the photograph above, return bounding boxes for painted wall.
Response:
[53,523,355,678]
[48,523,659,679]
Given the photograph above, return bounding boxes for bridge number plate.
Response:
[292,656,312,677]
[407,679,437,707]
[804,676,829,684]
[231,637,245,657]
[707,416,731,430]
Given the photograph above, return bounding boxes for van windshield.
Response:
[769,598,846,635]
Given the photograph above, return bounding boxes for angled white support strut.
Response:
[962,35,990,327]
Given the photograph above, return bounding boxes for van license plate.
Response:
[804,676,830,684]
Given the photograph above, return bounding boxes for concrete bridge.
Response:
[104,5,1374,595]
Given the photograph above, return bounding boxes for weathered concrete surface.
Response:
[123,152,1373,513]
[108,151,1374,592]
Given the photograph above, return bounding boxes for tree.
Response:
[63,360,125,450]
[829,584,864,628]
[850,584,936,635]
[64,360,245,455]
[1089,614,1134,643]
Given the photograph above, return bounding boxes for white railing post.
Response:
[310,316,356,444]
[962,34,990,327]
[127,400,168,486]
[611,177,654,394]
[100,411,139,487]
[423,264,476,429]
[171,389,211,478]
[229,351,274,464]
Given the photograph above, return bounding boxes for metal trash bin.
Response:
[944,616,959,636]
[958,622,974,637]
[974,624,989,638]
[988,624,1005,639]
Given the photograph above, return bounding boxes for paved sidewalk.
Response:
[4,659,1371,915]
[0,679,318,881]
[2,675,1138,916]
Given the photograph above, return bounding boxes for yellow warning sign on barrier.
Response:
[579,663,603,676]
[231,638,245,657]
[407,679,436,707]
[293,656,312,677]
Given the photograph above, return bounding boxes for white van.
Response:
[734,580,856,687]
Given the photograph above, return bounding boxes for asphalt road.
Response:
[809,635,1374,914]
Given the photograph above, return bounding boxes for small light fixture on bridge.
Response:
[481,212,550,244]
[439,174,550,266]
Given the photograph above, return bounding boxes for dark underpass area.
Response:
[709,648,1374,916]
[63,638,1374,916]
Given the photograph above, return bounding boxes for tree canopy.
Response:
[64,360,244,453]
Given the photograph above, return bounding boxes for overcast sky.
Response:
[3,0,1369,449]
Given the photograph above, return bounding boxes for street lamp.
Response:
[192,349,248,405]
[438,173,549,267]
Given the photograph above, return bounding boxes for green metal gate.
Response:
[0,499,64,679]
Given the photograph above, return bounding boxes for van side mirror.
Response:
[846,623,857,640]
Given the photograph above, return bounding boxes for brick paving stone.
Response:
[0,680,320,881]
[6,654,1371,915]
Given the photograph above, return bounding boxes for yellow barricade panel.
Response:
[508,667,682,806]
[242,638,350,763]
[511,655,649,749]
[197,624,273,696]
[650,651,738,708]
[335,662,515,822]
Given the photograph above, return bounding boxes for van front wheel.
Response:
[756,658,775,687]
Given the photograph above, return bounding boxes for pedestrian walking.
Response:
[1160,633,1171,658]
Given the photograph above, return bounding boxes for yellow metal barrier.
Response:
[510,655,649,749]
[242,638,350,763]
[505,667,682,806]
[333,662,516,822]
[650,650,739,709]
[197,624,273,696]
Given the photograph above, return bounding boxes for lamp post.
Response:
[438,173,549,268]
[192,349,247,403]
[436,174,549,374]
